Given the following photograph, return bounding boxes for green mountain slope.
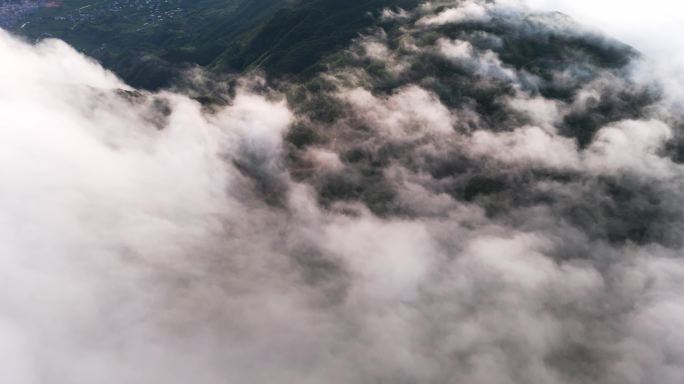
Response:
[11,0,418,89]
[213,0,418,75]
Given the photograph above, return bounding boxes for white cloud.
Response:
[437,38,519,83]
[323,216,439,302]
[3,1,684,382]
[0,30,299,384]
[341,86,456,137]
[524,0,684,58]
[469,119,679,179]
[585,119,676,178]
[507,96,563,128]
[419,1,491,25]
[523,0,684,103]
[437,38,475,60]
[470,125,580,169]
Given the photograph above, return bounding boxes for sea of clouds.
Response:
[2,1,684,383]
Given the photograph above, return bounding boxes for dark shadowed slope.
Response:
[7,0,420,88]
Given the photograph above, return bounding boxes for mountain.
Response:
[7,0,419,88]
[3,1,684,383]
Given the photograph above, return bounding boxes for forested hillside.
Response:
[9,0,419,88]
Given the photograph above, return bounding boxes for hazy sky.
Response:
[526,0,684,62]
[522,0,684,103]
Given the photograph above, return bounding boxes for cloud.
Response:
[418,0,491,25]
[523,0,684,104]
[4,0,684,383]
[469,119,678,179]
[340,85,456,136]
[470,125,580,169]
[0,30,302,383]
[584,119,676,178]
[437,38,519,83]
[523,0,684,58]
[283,3,684,380]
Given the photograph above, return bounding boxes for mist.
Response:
[524,0,684,102]
[2,1,684,383]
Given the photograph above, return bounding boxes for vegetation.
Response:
[12,0,418,88]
